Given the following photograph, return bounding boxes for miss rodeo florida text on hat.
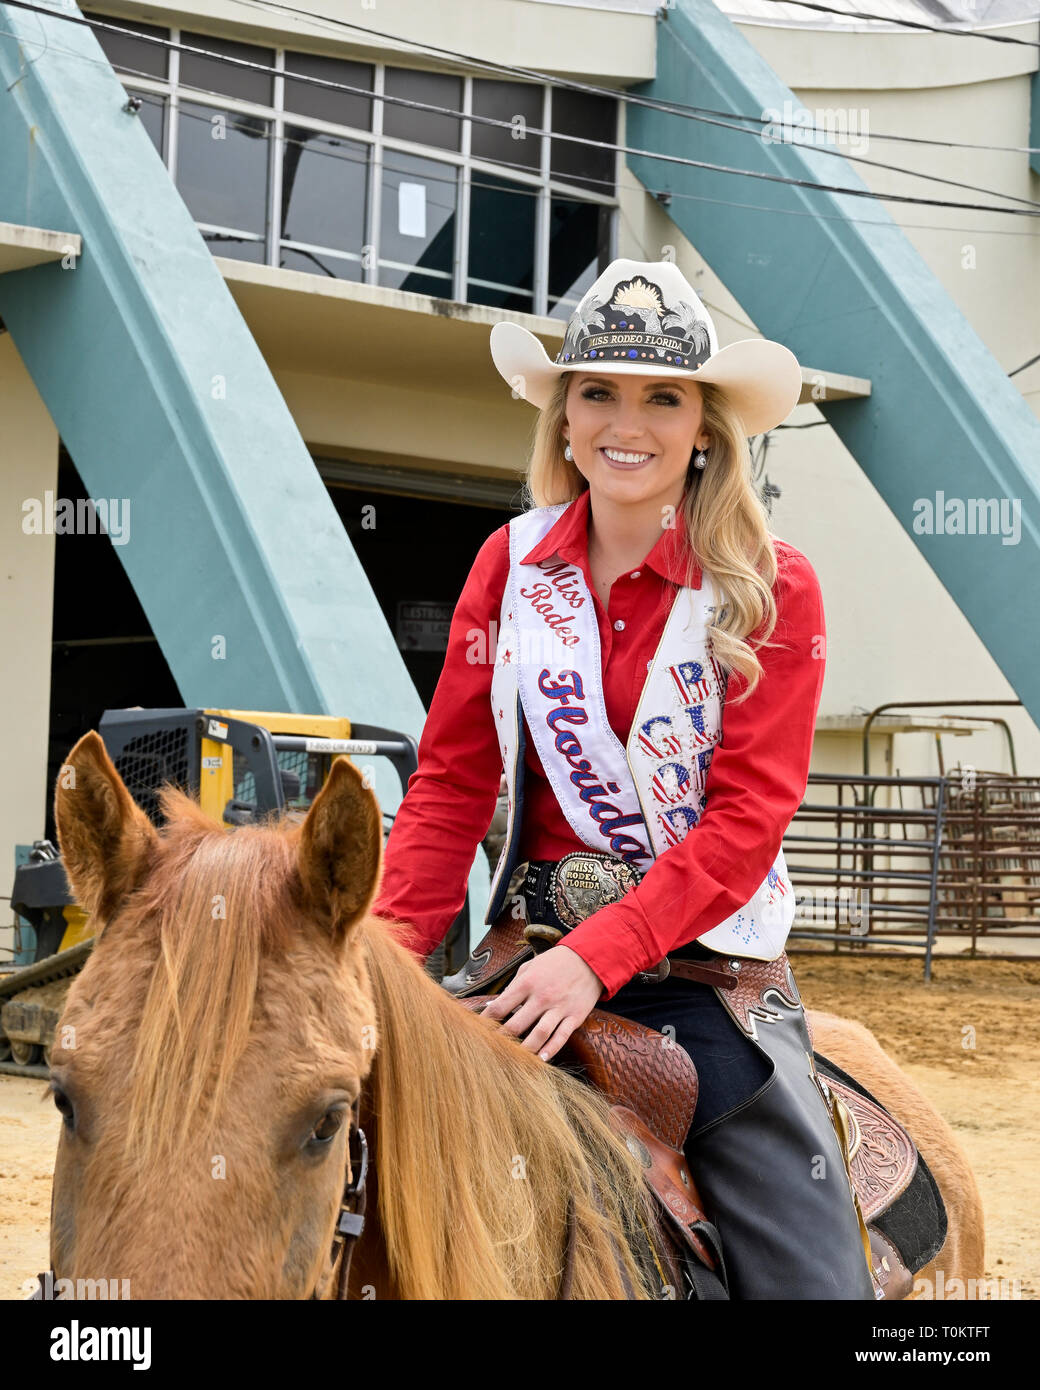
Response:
[489,257,803,437]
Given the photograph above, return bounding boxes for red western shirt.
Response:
[370,488,826,999]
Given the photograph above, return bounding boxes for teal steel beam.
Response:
[0,2,491,915]
[0,1,421,736]
[627,0,1040,724]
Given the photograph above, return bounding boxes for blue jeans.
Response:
[597,967,772,1137]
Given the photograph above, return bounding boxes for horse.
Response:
[44,730,983,1299]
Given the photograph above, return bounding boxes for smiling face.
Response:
[562,371,710,511]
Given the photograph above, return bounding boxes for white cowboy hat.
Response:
[489,257,803,437]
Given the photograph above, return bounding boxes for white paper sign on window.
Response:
[398,182,427,238]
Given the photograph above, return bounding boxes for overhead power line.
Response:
[226,0,1040,130]
[28,2,1040,164]
[7,1,1040,219]
[1009,350,1040,376]
[225,0,1040,214]
[151,89,1039,242]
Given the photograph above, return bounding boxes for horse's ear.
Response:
[294,756,383,945]
[53,730,160,931]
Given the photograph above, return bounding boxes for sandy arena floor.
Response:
[1,952,1036,1299]
[794,952,1039,1300]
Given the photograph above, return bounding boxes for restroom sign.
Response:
[396,599,451,652]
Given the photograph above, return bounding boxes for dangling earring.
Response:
[564,442,574,461]
[693,448,708,470]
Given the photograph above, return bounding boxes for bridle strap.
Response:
[314,1095,369,1301]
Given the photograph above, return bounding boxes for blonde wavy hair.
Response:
[522,372,784,700]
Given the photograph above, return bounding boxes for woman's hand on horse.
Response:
[479,945,604,1061]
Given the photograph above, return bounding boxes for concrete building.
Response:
[2,0,1039,956]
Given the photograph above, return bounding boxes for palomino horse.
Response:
[46,732,983,1299]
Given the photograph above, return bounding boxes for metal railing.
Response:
[782,769,1040,978]
[929,772,1040,953]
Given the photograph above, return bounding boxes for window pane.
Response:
[471,79,541,173]
[281,128,368,256]
[382,268,453,297]
[547,197,612,314]
[135,92,165,157]
[467,173,536,311]
[551,89,616,195]
[284,51,374,131]
[279,247,363,282]
[466,279,534,313]
[378,152,456,293]
[383,67,461,152]
[180,30,273,106]
[83,11,168,79]
[177,102,269,237]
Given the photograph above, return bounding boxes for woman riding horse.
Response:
[371,256,877,1300]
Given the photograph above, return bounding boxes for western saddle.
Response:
[449,914,936,1301]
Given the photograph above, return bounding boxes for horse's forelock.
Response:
[116,793,322,1167]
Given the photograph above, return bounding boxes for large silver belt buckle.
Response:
[549,851,642,930]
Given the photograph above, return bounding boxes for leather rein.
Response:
[313,1095,369,1301]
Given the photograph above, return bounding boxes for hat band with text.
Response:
[557,330,710,369]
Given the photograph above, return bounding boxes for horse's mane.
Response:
[118,785,660,1299]
[357,917,662,1298]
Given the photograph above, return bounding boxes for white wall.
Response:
[0,334,59,958]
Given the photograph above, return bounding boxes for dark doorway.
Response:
[46,447,180,844]
[328,484,519,708]
[45,448,519,844]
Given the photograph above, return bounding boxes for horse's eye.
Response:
[51,1086,74,1128]
[310,1108,346,1146]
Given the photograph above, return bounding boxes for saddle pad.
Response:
[815,1052,948,1275]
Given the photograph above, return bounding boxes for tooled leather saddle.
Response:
[449,915,946,1301]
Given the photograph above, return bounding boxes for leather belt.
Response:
[521,854,741,991]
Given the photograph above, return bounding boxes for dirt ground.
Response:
[794,951,1039,1300]
[1,1070,60,1300]
[1,951,1036,1300]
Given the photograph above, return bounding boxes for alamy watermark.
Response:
[760,99,870,158]
[911,1269,1022,1300]
[913,492,1020,546]
[50,1319,151,1371]
[794,887,870,935]
[21,491,131,546]
[29,1273,130,1299]
[466,621,576,667]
